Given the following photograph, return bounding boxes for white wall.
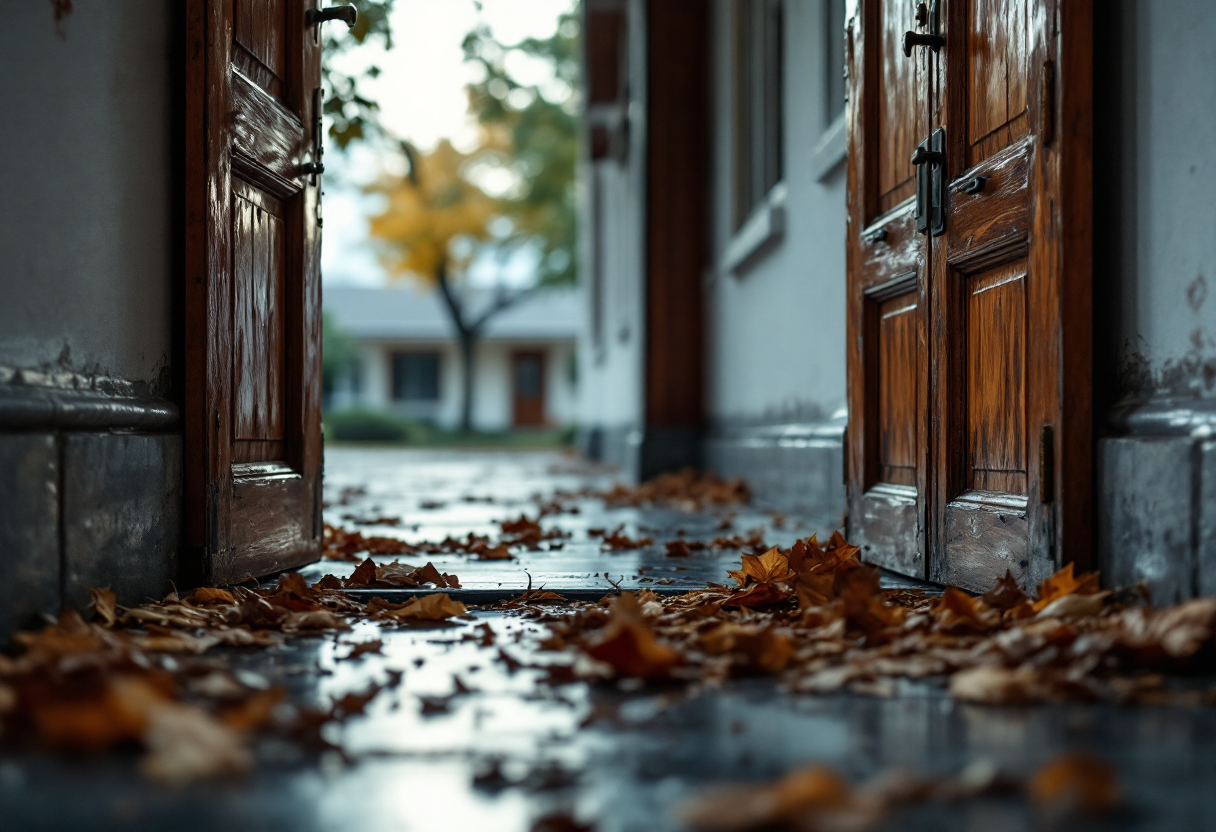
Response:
[0,0,174,391]
[577,0,649,440]
[707,0,847,429]
[1097,0,1216,402]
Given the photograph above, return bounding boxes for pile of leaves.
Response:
[543,534,1216,705]
[323,514,569,563]
[550,469,751,514]
[0,576,468,783]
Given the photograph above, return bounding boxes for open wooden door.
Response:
[845,0,932,577]
[928,0,1091,590]
[185,0,337,583]
[845,0,1091,591]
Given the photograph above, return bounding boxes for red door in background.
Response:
[511,351,547,428]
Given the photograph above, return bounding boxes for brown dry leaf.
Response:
[836,567,905,634]
[190,587,236,605]
[89,587,118,628]
[476,545,513,561]
[727,547,794,588]
[1032,563,1101,613]
[381,593,468,622]
[934,587,1000,633]
[342,639,384,660]
[699,623,795,672]
[221,687,285,733]
[344,557,378,588]
[378,561,462,589]
[281,610,350,631]
[723,581,790,608]
[1028,753,1121,813]
[1035,591,1110,620]
[679,765,855,832]
[980,570,1030,610]
[584,593,684,680]
[140,703,251,785]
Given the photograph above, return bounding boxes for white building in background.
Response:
[324,286,581,432]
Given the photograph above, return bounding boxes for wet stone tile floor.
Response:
[3,447,1216,831]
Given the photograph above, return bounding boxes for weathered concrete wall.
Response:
[0,0,174,390]
[1095,0,1216,405]
[1095,0,1216,600]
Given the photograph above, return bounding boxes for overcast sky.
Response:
[321,0,574,289]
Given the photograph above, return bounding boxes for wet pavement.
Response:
[3,448,1216,831]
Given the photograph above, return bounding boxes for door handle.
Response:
[306,6,357,29]
[902,32,944,56]
[912,128,946,236]
[903,0,943,56]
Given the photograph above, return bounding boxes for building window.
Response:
[391,351,440,401]
[824,0,846,126]
[732,0,784,230]
[810,0,848,182]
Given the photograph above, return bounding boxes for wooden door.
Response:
[184,0,325,583]
[845,0,932,577]
[929,0,1091,590]
[844,0,1091,590]
[511,351,547,428]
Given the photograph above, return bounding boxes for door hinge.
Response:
[1041,60,1056,147]
[842,425,849,486]
[912,127,946,236]
[1039,424,1055,503]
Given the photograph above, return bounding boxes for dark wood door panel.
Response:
[231,180,286,463]
[944,139,1030,267]
[230,70,307,199]
[234,0,287,97]
[875,288,918,487]
[876,0,924,214]
[967,0,1030,166]
[966,260,1027,494]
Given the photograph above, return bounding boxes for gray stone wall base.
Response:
[0,434,60,636]
[705,427,846,535]
[63,433,181,611]
[0,431,181,639]
[1098,435,1216,604]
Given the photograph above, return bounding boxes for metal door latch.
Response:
[904,0,943,56]
[912,128,946,236]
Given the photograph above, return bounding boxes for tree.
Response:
[366,7,581,433]
[320,0,396,150]
[462,7,581,287]
[367,138,520,432]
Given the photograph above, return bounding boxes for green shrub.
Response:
[325,409,412,443]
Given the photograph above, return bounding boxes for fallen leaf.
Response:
[1032,563,1101,613]
[380,593,468,622]
[584,593,683,680]
[140,703,251,785]
[1028,753,1120,813]
[89,588,118,627]
[190,587,236,605]
[727,547,794,588]
[679,765,855,832]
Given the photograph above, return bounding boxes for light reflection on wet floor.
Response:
[3,449,1215,831]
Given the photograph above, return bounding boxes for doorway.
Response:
[511,350,547,428]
